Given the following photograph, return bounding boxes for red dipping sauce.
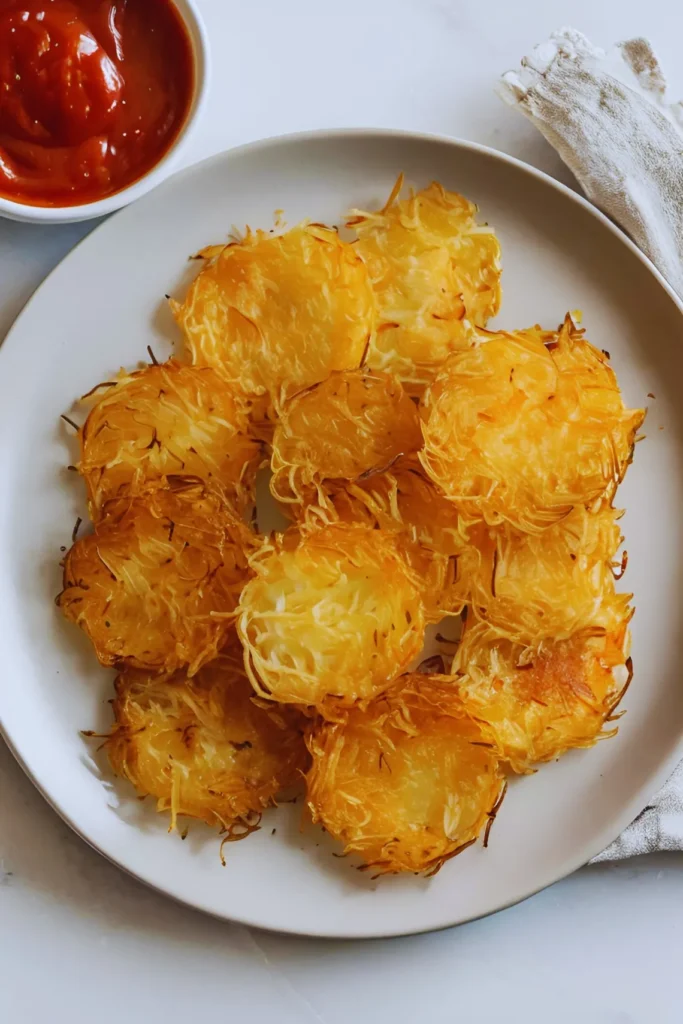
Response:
[0,0,194,207]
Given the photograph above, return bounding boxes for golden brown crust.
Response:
[420,317,645,531]
[237,523,426,714]
[58,480,255,675]
[305,675,504,874]
[463,504,632,645]
[270,369,422,512]
[452,620,632,773]
[171,224,375,411]
[58,179,643,870]
[347,176,501,392]
[321,455,472,620]
[78,360,262,518]
[107,654,308,831]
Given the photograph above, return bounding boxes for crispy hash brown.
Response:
[306,675,505,875]
[237,524,426,713]
[420,317,645,531]
[78,360,262,517]
[171,223,375,410]
[107,655,308,832]
[465,505,631,644]
[270,369,422,512]
[58,481,254,675]
[327,455,472,617]
[453,621,632,773]
[347,176,501,392]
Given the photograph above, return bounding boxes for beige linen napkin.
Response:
[500,27,683,300]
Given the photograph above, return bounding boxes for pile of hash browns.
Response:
[58,176,644,877]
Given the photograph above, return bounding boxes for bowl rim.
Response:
[0,0,210,225]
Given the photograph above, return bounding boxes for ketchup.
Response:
[0,0,194,207]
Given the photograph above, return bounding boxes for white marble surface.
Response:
[2,1,683,1021]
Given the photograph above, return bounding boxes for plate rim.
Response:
[2,126,683,939]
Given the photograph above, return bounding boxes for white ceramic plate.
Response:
[2,130,683,939]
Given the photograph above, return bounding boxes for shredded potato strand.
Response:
[107,653,308,829]
[270,369,422,511]
[347,178,502,392]
[237,524,426,714]
[58,481,255,675]
[172,224,375,411]
[306,676,504,874]
[464,504,631,644]
[79,359,262,518]
[319,455,473,619]
[420,317,645,531]
[453,620,632,773]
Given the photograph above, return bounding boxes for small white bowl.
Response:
[0,0,210,225]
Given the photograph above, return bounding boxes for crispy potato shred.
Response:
[306,676,505,875]
[464,505,631,643]
[326,455,471,619]
[420,317,645,531]
[270,369,422,512]
[347,175,502,392]
[107,653,308,831]
[79,360,262,517]
[237,524,426,712]
[171,224,375,411]
[58,175,643,874]
[453,621,632,773]
[58,482,254,675]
